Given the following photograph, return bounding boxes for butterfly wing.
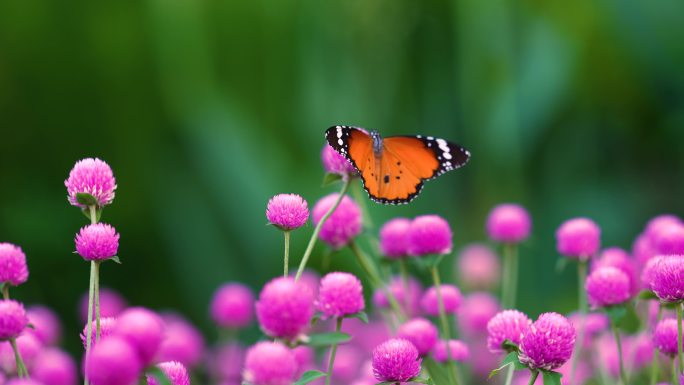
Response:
[325,125,373,172]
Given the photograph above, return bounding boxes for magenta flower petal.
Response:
[486,310,531,354]
[210,283,255,329]
[255,277,314,340]
[156,314,206,368]
[372,276,423,318]
[26,305,61,346]
[114,307,165,366]
[266,194,309,231]
[75,224,119,261]
[33,348,78,385]
[85,336,142,385]
[456,244,500,290]
[312,193,362,249]
[371,339,422,382]
[458,292,501,336]
[653,318,684,357]
[556,218,601,260]
[65,158,117,208]
[0,243,29,286]
[80,317,117,349]
[208,343,244,382]
[408,215,453,256]
[397,318,438,356]
[0,333,42,374]
[519,312,575,371]
[147,361,190,385]
[243,341,297,385]
[432,339,469,363]
[650,255,684,303]
[321,144,356,176]
[0,300,27,341]
[317,272,365,319]
[486,204,531,243]
[379,218,412,259]
[420,284,461,317]
[586,267,631,308]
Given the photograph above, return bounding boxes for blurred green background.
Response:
[1,0,683,355]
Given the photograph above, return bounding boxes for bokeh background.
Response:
[1,0,683,356]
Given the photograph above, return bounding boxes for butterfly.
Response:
[325,125,471,204]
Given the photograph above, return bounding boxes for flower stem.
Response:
[283,231,291,278]
[295,178,350,282]
[651,304,663,385]
[94,261,101,342]
[569,260,588,385]
[504,364,515,385]
[325,318,343,385]
[399,259,410,311]
[672,357,678,385]
[349,241,405,321]
[501,243,518,308]
[84,205,99,385]
[1,284,9,300]
[612,319,626,385]
[527,370,539,385]
[677,302,683,378]
[10,337,28,378]
[430,264,459,385]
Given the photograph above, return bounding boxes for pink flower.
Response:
[321,144,356,177]
[147,361,190,385]
[650,255,684,303]
[0,333,42,374]
[255,277,314,340]
[266,194,309,231]
[379,218,412,259]
[0,243,29,286]
[156,314,206,368]
[653,318,684,357]
[486,204,531,243]
[0,300,27,341]
[432,339,469,363]
[114,307,164,366]
[326,345,363,382]
[397,318,438,356]
[80,317,117,349]
[456,244,500,290]
[592,247,638,296]
[519,313,575,371]
[85,336,142,385]
[408,215,452,256]
[209,343,244,382]
[586,267,631,308]
[26,305,61,346]
[65,158,117,208]
[79,288,127,323]
[420,284,461,317]
[372,339,421,382]
[291,346,314,378]
[652,222,684,255]
[243,341,297,385]
[556,218,601,260]
[33,348,78,385]
[486,310,531,354]
[312,194,362,249]
[317,272,365,319]
[458,292,501,336]
[210,283,254,329]
[75,223,119,261]
[372,276,423,318]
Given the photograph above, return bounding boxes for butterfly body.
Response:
[325,125,470,204]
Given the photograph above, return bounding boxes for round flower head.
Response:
[0,333,42,373]
[568,312,609,347]
[408,215,452,256]
[372,339,421,382]
[6,380,42,385]
[341,319,391,353]
[397,318,438,356]
[210,283,255,329]
[312,193,362,249]
[209,343,244,382]
[632,232,656,267]
[85,336,142,385]
[79,288,127,323]
[65,158,117,208]
[243,341,297,385]
[593,247,638,296]
[156,314,206,368]
[432,339,469,363]
[628,332,654,371]
[290,269,320,298]
[556,218,601,260]
[486,204,531,243]
[420,284,461,316]
[33,348,77,385]
[653,318,684,357]
[640,256,663,291]
[114,307,164,365]
[321,144,356,177]
[266,194,309,231]
[0,243,29,286]
[586,266,631,308]
[456,244,500,290]
[26,305,61,346]
[291,346,314,377]
[317,272,365,319]
[650,221,684,255]
[255,277,314,340]
[373,276,423,318]
[75,223,119,261]
[518,312,576,371]
[80,317,117,349]
[379,218,412,259]
[646,215,683,240]
[487,310,532,354]
[327,345,362,382]
[458,292,501,336]
[0,300,27,340]
[147,362,190,385]
[651,255,684,303]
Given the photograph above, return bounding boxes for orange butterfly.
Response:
[325,125,471,204]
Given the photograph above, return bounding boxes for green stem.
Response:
[325,318,343,385]
[295,178,350,281]
[430,264,459,385]
[10,337,28,378]
[2,284,9,300]
[527,370,539,385]
[651,305,663,385]
[502,243,518,308]
[677,302,683,378]
[84,204,99,385]
[349,241,405,321]
[569,260,588,385]
[673,357,678,385]
[399,259,411,311]
[94,261,101,342]
[283,231,290,277]
[612,320,626,385]
[504,364,515,385]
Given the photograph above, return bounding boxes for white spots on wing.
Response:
[338,138,343,146]
[427,136,434,140]
[443,152,452,160]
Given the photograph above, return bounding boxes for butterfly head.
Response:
[370,130,383,157]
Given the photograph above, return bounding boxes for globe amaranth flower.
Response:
[291,346,314,377]
[653,318,684,357]
[147,362,190,385]
[458,292,501,335]
[317,272,364,319]
[420,284,461,317]
[80,317,117,349]
[396,318,438,356]
[210,283,255,329]
[26,305,61,346]
[632,232,656,267]
[243,341,297,385]
[321,144,357,177]
[5,380,42,385]
[65,158,117,208]
[379,218,412,259]
[0,333,42,374]
[556,218,601,260]
[266,194,309,231]
[0,243,28,286]
[372,339,421,383]
[85,336,142,385]
[456,244,500,290]
[75,223,119,261]
[645,215,683,240]
[652,222,684,255]
[156,314,206,368]
[586,266,631,308]
[0,300,28,340]
[255,277,314,340]
[114,307,165,366]
[79,288,127,323]
[486,204,531,243]
[568,312,609,348]
[372,276,423,318]
[518,312,576,371]
[408,215,452,256]
[650,255,684,303]
[593,247,638,295]
[432,339,469,363]
[312,193,361,249]
[209,343,244,382]
[32,348,77,385]
[487,310,532,354]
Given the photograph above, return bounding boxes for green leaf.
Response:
[306,332,351,347]
[322,173,342,187]
[76,193,98,206]
[147,366,173,385]
[408,375,434,384]
[604,305,627,325]
[502,339,520,353]
[620,303,641,333]
[109,256,122,264]
[293,370,327,385]
[555,257,568,273]
[488,352,524,379]
[422,357,450,385]
[310,312,323,326]
[345,311,369,324]
[542,370,562,385]
[637,290,658,300]
[80,207,102,222]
